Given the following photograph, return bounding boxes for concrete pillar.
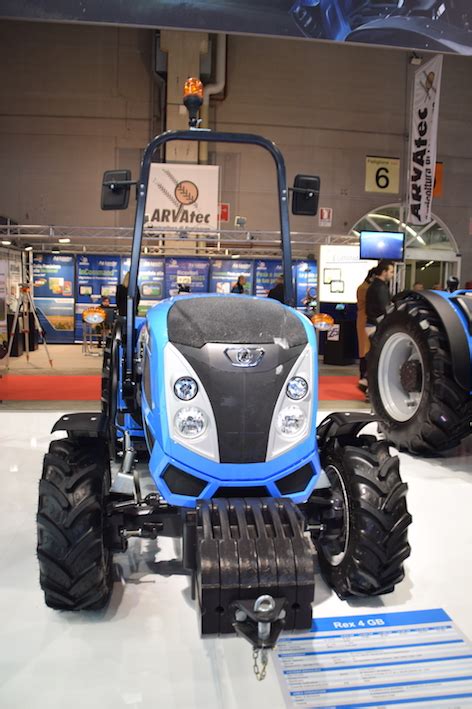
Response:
[160,30,208,163]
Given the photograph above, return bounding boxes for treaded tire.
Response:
[368,294,472,454]
[316,438,411,599]
[37,437,112,610]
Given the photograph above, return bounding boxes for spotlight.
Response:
[58,238,71,244]
[1,240,12,246]
[24,244,33,252]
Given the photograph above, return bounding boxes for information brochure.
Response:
[274,609,472,708]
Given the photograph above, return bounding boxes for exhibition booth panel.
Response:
[29,253,318,343]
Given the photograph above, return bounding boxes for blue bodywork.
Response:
[118,294,321,509]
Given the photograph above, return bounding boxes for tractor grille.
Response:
[213,486,269,498]
[162,465,207,497]
[276,465,314,496]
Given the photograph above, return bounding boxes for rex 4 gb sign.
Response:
[145,164,219,229]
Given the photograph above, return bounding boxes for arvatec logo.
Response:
[149,169,211,225]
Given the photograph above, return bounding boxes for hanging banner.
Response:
[145,165,219,231]
[32,254,75,343]
[0,258,7,358]
[209,260,254,295]
[75,254,121,340]
[255,260,283,298]
[408,55,443,226]
[164,258,210,298]
[121,257,165,316]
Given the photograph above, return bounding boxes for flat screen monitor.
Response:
[360,231,405,261]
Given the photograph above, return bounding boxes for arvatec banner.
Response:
[408,55,443,226]
[145,164,219,230]
[1,2,472,54]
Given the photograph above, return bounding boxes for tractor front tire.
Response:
[368,294,472,454]
[316,437,411,599]
[37,437,112,610]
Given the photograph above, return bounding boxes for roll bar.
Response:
[125,128,294,381]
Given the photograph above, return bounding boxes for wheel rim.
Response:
[378,332,424,423]
[318,465,350,567]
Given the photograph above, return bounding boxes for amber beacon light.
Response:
[184,77,204,99]
[311,313,335,331]
[183,77,204,127]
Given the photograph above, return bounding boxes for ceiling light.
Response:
[51,248,60,254]
[24,244,33,252]
[1,240,12,246]
[58,237,70,244]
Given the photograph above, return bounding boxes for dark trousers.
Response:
[359,356,367,380]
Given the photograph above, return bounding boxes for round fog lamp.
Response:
[175,407,206,439]
[276,406,306,437]
[174,377,198,401]
[287,376,308,400]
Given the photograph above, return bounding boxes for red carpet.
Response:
[318,376,364,401]
[0,375,101,401]
[0,374,363,402]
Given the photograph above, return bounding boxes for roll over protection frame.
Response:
[125,128,294,383]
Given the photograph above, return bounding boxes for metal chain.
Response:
[252,648,268,681]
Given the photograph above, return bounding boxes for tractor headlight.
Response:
[286,376,308,400]
[174,407,207,439]
[276,406,306,437]
[174,376,198,401]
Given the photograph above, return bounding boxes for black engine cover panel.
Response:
[168,297,308,463]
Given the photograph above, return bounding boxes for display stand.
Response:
[82,321,102,357]
[4,284,53,371]
[323,319,357,366]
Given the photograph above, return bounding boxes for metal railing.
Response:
[1,224,359,258]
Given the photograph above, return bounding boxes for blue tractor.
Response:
[36,80,411,673]
[368,284,472,454]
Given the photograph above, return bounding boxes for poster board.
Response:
[75,255,121,340]
[209,259,254,295]
[145,164,219,231]
[319,245,376,304]
[32,254,75,343]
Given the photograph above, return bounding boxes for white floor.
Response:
[1,411,472,709]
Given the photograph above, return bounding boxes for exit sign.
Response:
[219,203,230,223]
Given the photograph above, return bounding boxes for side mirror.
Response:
[101,169,132,210]
[291,174,320,216]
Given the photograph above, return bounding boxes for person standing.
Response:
[231,275,246,294]
[356,267,375,392]
[366,260,395,335]
[364,260,395,395]
[267,275,285,303]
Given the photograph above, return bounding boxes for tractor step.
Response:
[186,497,315,639]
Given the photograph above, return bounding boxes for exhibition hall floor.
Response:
[1,411,472,709]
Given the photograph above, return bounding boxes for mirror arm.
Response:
[103,179,138,191]
[288,187,315,197]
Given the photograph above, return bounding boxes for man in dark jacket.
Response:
[267,275,284,303]
[364,260,394,398]
[366,260,394,328]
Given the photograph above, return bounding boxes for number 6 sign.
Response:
[365,156,400,194]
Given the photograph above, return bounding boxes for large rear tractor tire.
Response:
[368,294,472,454]
[37,437,112,610]
[315,436,411,599]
